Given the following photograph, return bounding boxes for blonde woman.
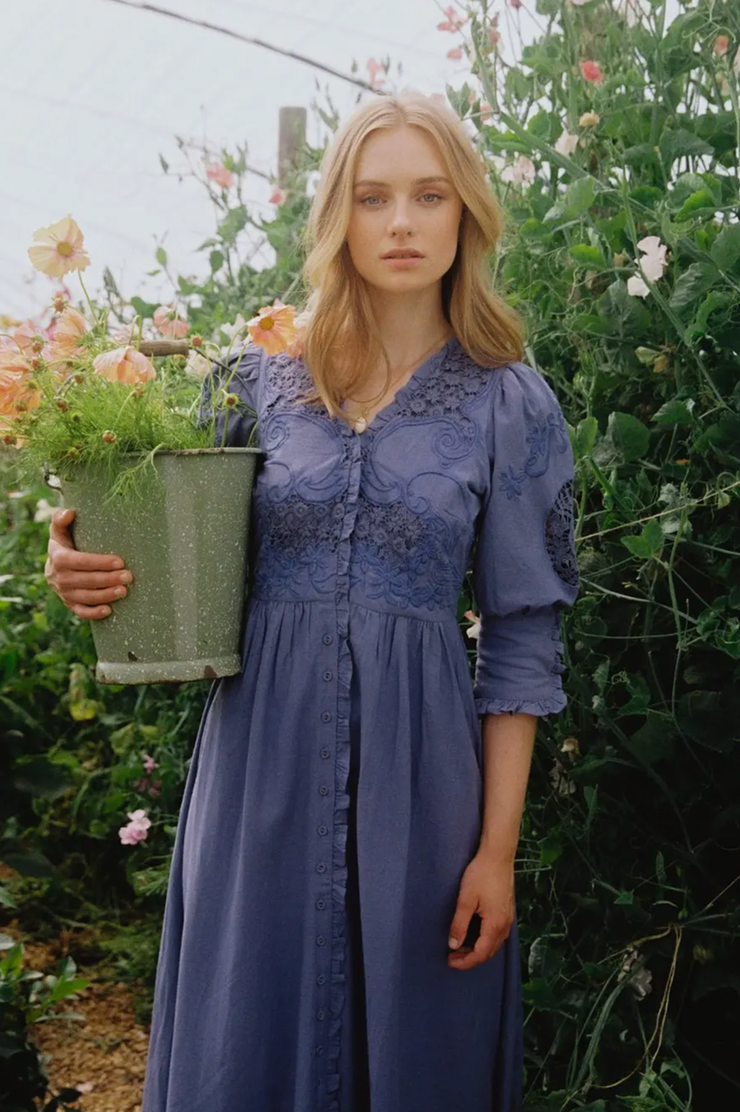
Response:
[46,92,579,1111]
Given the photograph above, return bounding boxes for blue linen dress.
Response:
[140,335,580,1112]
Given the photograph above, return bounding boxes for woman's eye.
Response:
[359,193,443,205]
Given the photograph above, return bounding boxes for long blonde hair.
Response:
[296,91,526,419]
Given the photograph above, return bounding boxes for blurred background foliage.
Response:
[1,0,739,1108]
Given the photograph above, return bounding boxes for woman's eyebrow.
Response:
[353,176,452,188]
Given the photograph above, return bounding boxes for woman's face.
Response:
[345,124,463,295]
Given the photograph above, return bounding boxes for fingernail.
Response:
[448,938,459,949]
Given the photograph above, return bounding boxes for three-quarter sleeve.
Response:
[471,361,580,717]
[197,340,265,447]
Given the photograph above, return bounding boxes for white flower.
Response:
[627,275,650,298]
[637,235,668,281]
[555,131,579,157]
[34,498,56,523]
[499,155,536,185]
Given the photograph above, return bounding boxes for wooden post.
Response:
[278,107,307,191]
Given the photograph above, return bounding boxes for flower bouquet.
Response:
[1,215,299,685]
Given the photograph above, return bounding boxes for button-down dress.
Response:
[140,335,580,1112]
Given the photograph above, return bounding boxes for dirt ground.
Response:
[3,918,149,1112]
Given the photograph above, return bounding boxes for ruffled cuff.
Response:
[472,606,569,718]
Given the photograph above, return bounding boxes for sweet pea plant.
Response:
[0,216,299,503]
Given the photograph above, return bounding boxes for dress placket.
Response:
[316,423,361,1111]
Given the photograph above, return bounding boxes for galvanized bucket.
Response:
[50,447,263,685]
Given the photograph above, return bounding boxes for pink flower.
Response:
[206,162,235,189]
[149,780,162,798]
[93,346,156,386]
[268,188,286,205]
[580,60,604,83]
[366,58,387,89]
[153,305,189,339]
[142,754,159,772]
[437,5,467,31]
[118,808,151,846]
[507,0,523,8]
[447,47,463,60]
[132,777,150,793]
[713,35,729,56]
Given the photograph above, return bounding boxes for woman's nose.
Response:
[387,200,413,233]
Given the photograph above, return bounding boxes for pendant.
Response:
[353,416,367,433]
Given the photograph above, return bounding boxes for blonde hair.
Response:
[296,91,526,419]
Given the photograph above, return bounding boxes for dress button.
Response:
[332,505,344,519]
[321,711,332,723]
[318,825,328,836]
[316,898,326,910]
[317,974,326,985]
[316,862,326,874]
[323,670,333,681]
[320,747,330,759]
[323,634,332,645]
[317,1010,326,1020]
[317,935,326,946]
[319,785,328,796]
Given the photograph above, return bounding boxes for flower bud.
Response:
[73,372,85,384]
[30,357,43,371]
[31,337,45,353]
[191,334,203,348]
[52,293,68,313]
[131,383,144,399]
[2,434,16,446]
[224,392,239,407]
[102,430,117,443]
[56,399,69,412]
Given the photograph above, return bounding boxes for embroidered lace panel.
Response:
[545,479,579,589]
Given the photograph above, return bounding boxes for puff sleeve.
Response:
[197,341,265,447]
[471,362,580,717]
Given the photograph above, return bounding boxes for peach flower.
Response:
[247,300,298,357]
[268,188,287,205]
[93,346,156,385]
[713,35,729,56]
[27,215,91,278]
[153,305,189,339]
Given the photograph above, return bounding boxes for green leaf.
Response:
[155,247,168,267]
[129,296,159,320]
[651,398,694,427]
[621,517,665,560]
[574,415,598,458]
[659,129,714,168]
[13,758,73,799]
[710,222,740,272]
[625,711,676,766]
[209,250,224,273]
[593,411,650,466]
[0,850,55,878]
[216,205,248,246]
[569,244,607,268]
[159,154,169,174]
[669,262,719,314]
[674,189,717,222]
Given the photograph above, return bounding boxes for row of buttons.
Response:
[316,630,337,1071]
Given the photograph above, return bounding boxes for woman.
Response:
[45,92,579,1111]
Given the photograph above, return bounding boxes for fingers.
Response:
[45,508,130,618]
[448,899,475,955]
[448,917,511,971]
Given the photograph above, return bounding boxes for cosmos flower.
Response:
[27,215,91,277]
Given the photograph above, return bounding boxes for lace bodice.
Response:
[199,336,580,716]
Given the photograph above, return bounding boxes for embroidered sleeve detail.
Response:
[544,479,580,589]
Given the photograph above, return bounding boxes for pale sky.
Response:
[1,0,679,326]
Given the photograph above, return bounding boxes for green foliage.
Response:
[0,933,86,1112]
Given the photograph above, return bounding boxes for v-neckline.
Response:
[340,336,458,436]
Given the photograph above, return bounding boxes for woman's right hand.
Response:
[45,507,133,620]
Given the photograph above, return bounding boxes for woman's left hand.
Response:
[447,852,515,971]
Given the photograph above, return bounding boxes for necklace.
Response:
[342,330,453,434]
